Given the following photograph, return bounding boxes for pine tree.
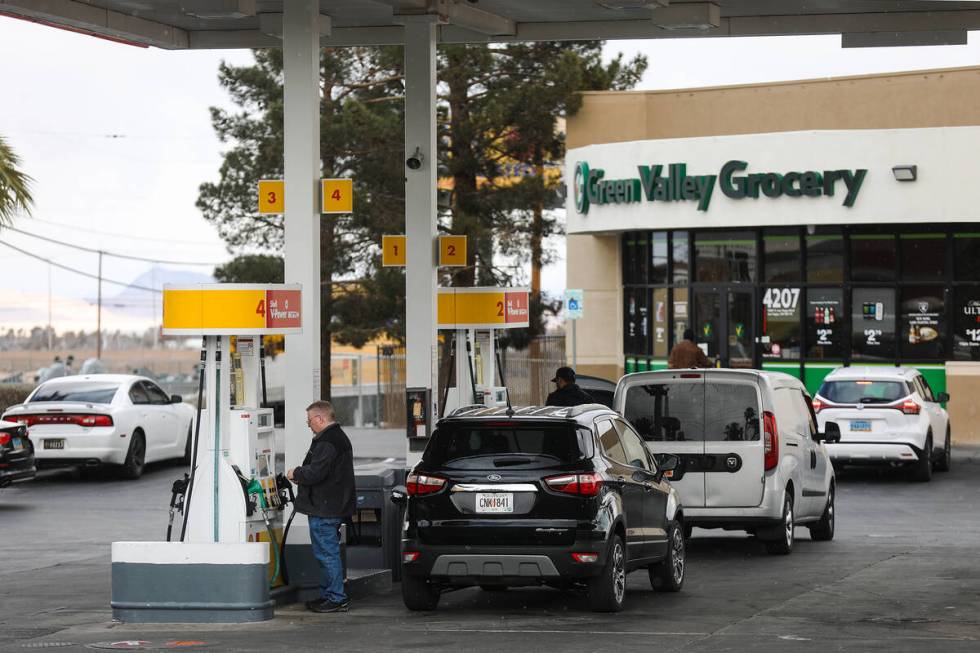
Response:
[198,47,406,398]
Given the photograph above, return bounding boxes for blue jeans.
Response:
[308,516,347,604]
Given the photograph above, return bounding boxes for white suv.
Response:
[614,369,837,555]
[814,366,951,482]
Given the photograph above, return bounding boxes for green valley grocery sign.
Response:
[573,160,867,214]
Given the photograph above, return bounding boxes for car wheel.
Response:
[182,426,193,466]
[401,574,440,611]
[119,431,146,480]
[934,428,951,473]
[765,492,795,555]
[649,520,685,592]
[911,436,933,483]
[588,533,626,612]
[808,484,835,541]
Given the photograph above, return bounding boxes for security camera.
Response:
[406,147,424,170]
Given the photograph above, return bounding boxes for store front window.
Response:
[852,288,896,361]
[851,234,896,282]
[673,287,689,348]
[695,231,756,283]
[761,287,802,360]
[672,231,689,285]
[624,288,649,356]
[807,288,844,359]
[954,233,980,281]
[901,233,946,280]
[806,231,843,284]
[953,286,980,361]
[651,232,668,285]
[763,229,802,283]
[652,288,668,357]
[899,287,945,359]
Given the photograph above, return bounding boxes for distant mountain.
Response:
[88,265,215,310]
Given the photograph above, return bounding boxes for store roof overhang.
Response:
[2,0,980,50]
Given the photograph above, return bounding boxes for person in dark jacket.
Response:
[668,328,711,369]
[545,366,595,407]
[287,400,355,613]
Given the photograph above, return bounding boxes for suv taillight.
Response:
[763,411,779,471]
[544,472,602,497]
[406,473,446,496]
[901,399,920,415]
[0,433,10,447]
[811,398,824,413]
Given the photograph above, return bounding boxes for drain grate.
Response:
[21,643,76,649]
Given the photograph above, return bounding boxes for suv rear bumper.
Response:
[826,442,922,464]
[401,540,610,585]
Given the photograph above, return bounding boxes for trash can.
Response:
[348,465,406,580]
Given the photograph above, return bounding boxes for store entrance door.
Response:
[693,287,757,368]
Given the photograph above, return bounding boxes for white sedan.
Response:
[1,374,195,480]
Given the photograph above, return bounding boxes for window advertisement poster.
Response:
[761,287,802,359]
[806,289,843,359]
[653,288,668,358]
[673,288,689,347]
[954,286,980,360]
[624,288,638,354]
[852,288,896,360]
[899,287,944,359]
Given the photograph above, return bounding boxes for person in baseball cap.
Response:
[546,366,595,407]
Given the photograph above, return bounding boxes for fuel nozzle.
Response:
[275,472,295,507]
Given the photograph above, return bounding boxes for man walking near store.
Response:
[287,400,355,613]
[546,366,595,406]
[668,329,712,369]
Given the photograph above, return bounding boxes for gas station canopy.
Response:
[2,0,980,50]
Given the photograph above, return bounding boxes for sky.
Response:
[2,17,980,334]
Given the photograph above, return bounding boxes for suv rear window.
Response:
[624,382,760,442]
[819,380,908,404]
[423,423,591,469]
[30,382,119,404]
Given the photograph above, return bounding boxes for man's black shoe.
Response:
[304,599,326,610]
[310,599,350,613]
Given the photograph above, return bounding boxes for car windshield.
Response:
[819,380,907,404]
[423,423,591,469]
[30,382,120,404]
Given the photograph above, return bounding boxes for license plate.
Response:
[44,439,65,450]
[475,492,513,514]
[850,420,872,432]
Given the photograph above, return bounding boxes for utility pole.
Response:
[47,263,52,351]
[96,251,103,360]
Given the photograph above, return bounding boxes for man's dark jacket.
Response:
[545,383,595,407]
[292,423,356,519]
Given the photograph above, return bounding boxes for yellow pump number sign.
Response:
[162,284,303,336]
[438,287,529,329]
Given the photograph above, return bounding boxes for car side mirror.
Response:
[936,392,950,403]
[171,395,183,404]
[390,485,407,505]
[654,453,680,483]
[821,421,841,444]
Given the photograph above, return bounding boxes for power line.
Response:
[25,216,223,247]
[4,225,222,267]
[0,240,160,293]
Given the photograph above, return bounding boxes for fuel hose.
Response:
[178,346,208,542]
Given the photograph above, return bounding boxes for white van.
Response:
[614,369,838,554]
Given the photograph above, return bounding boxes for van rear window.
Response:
[819,380,907,404]
[624,382,760,442]
[423,424,591,469]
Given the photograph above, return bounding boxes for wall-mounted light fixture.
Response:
[892,165,917,182]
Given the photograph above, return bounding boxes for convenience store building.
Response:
[564,66,980,442]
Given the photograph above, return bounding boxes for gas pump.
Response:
[440,328,511,416]
[161,285,303,586]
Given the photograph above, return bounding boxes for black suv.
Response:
[0,419,36,488]
[396,404,685,612]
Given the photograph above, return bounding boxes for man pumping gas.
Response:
[286,400,356,613]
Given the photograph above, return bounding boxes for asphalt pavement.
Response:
[2,435,980,652]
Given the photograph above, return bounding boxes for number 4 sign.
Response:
[321,179,353,214]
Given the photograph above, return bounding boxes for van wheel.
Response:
[934,428,951,472]
[588,534,626,612]
[911,436,933,482]
[808,485,835,541]
[401,574,440,611]
[649,520,685,592]
[119,431,146,480]
[765,493,795,555]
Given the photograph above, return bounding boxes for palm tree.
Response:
[0,134,33,225]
